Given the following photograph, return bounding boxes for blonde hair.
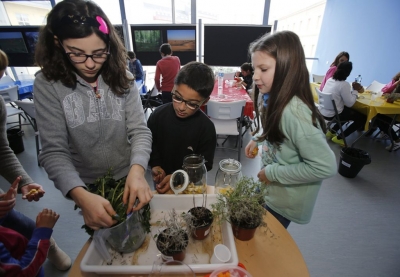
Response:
[0,49,9,71]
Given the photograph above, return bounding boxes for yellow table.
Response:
[310,82,320,103]
[352,91,400,130]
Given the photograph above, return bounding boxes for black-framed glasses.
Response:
[171,92,206,110]
[59,40,110,64]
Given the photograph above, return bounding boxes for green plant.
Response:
[74,169,151,236]
[212,176,267,229]
[154,209,189,255]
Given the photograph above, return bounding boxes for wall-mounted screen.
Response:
[167,29,195,52]
[204,25,271,66]
[131,24,196,66]
[134,30,162,52]
[0,32,28,53]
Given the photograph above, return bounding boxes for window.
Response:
[16,13,30,25]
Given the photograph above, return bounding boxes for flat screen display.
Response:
[204,25,271,66]
[0,32,28,54]
[134,30,162,52]
[167,29,195,52]
[131,25,196,66]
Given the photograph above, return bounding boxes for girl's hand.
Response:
[257,168,271,185]
[21,183,45,202]
[156,174,171,194]
[70,187,117,230]
[0,177,20,218]
[123,165,153,213]
[245,140,258,159]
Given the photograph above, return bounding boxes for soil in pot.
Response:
[156,229,189,261]
[230,218,260,241]
[188,207,214,240]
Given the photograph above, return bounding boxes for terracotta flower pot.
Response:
[231,223,257,241]
[188,207,214,240]
[156,229,189,261]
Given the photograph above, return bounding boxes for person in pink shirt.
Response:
[381,72,400,94]
[154,43,181,104]
[320,51,350,91]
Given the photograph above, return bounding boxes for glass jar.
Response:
[170,154,207,194]
[214,159,242,194]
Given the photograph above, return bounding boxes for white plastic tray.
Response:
[80,194,238,274]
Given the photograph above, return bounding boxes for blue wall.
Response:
[312,0,400,86]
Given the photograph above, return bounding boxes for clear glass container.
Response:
[214,159,242,194]
[181,154,207,194]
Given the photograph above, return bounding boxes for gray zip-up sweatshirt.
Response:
[33,71,152,197]
[0,96,33,194]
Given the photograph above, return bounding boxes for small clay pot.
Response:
[188,207,214,240]
[231,223,257,241]
[156,229,189,261]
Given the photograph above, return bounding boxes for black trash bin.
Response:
[338,147,371,178]
[7,128,25,154]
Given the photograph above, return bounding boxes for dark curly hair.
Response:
[35,0,131,95]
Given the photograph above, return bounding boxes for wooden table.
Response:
[68,194,310,276]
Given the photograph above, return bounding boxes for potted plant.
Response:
[183,194,214,240]
[154,209,189,261]
[74,169,151,253]
[212,176,267,241]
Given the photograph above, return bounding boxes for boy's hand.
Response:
[21,183,45,202]
[0,197,16,218]
[151,166,166,184]
[156,174,171,194]
[36,208,60,229]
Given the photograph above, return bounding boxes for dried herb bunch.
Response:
[155,209,189,255]
[212,176,267,229]
[74,169,151,236]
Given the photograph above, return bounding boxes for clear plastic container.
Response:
[214,159,242,195]
[210,265,252,277]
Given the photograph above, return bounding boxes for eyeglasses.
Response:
[59,41,110,64]
[171,92,206,110]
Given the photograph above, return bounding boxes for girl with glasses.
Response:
[34,0,152,232]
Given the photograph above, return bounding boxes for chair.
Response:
[15,100,41,165]
[0,86,23,130]
[142,85,162,114]
[365,80,385,93]
[316,87,348,147]
[312,74,325,83]
[207,99,246,161]
[0,75,14,86]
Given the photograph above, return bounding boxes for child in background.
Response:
[154,43,181,104]
[319,61,366,147]
[127,51,144,81]
[245,31,337,229]
[34,0,153,232]
[0,179,60,277]
[148,61,216,193]
[320,51,350,91]
[235,62,254,91]
[381,72,400,95]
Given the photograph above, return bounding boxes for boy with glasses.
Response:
[147,61,217,193]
